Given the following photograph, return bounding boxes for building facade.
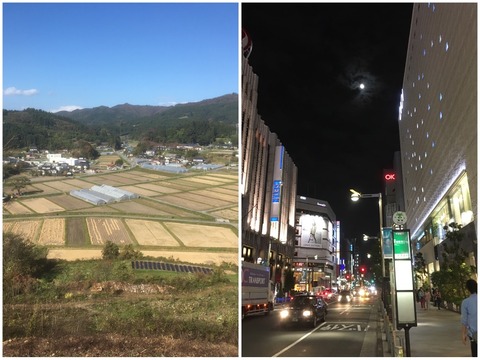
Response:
[241,54,298,293]
[293,195,338,292]
[398,3,477,276]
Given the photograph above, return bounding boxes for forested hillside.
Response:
[3,94,238,150]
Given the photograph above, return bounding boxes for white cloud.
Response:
[51,105,83,113]
[4,87,39,96]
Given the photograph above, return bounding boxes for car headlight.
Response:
[302,310,312,317]
[280,310,289,319]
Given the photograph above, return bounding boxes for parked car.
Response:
[279,294,327,328]
[338,290,353,303]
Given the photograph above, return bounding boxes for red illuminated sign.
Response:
[384,173,396,181]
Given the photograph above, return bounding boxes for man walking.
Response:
[461,279,477,357]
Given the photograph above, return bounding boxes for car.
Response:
[279,294,327,328]
[338,290,353,303]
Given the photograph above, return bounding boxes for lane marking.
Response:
[272,322,328,357]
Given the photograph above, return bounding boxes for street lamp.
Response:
[350,189,385,277]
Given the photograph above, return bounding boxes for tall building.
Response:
[293,196,338,292]
[242,42,298,291]
[398,3,477,274]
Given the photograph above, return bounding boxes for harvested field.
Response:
[156,195,211,211]
[202,173,238,181]
[194,189,238,203]
[159,181,197,191]
[163,222,237,248]
[3,220,41,241]
[41,180,81,192]
[209,208,239,221]
[135,198,202,218]
[29,183,63,195]
[109,201,171,216]
[142,250,238,266]
[38,219,65,245]
[97,174,139,185]
[3,201,34,215]
[184,177,226,186]
[45,249,237,265]
[222,184,238,191]
[136,183,180,194]
[47,249,102,260]
[118,185,161,197]
[20,198,65,214]
[96,154,121,166]
[125,219,180,246]
[48,194,94,211]
[62,178,95,188]
[88,177,125,187]
[126,170,170,180]
[73,206,120,214]
[86,218,133,245]
[174,192,231,208]
[210,187,238,196]
[66,218,88,246]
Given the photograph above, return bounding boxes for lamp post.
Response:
[350,189,385,278]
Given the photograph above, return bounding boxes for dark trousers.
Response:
[470,339,477,357]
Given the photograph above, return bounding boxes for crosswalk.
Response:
[317,322,368,332]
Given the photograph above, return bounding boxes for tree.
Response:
[414,252,428,286]
[6,176,31,196]
[102,241,119,260]
[3,232,53,299]
[430,223,476,306]
[119,244,143,260]
[114,159,124,168]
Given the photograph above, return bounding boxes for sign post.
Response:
[392,229,417,357]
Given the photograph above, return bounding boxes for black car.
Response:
[338,290,353,303]
[279,294,327,328]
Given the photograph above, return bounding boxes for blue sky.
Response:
[3,2,239,112]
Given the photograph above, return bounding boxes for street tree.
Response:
[430,223,476,306]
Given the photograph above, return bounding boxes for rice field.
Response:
[3,167,239,265]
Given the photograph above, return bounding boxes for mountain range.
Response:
[3,93,238,151]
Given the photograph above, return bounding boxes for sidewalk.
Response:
[382,304,471,357]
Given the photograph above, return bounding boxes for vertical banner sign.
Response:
[382,227,393,259]
[393,230,417,329]
[270,146,284,240]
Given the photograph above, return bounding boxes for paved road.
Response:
[242,296,379,357]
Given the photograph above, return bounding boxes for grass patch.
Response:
[3,258,238,356]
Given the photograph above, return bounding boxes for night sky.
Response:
[242,3,413,245]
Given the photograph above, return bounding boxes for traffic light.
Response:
[360,266,366,274]
[345,272,351,280]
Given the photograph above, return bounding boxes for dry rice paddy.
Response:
[86,218,133,245]
[20,198,65,214]
[125,219,180,246]
[163,222,237,248]
[38,218,65,245]
[4,168,238,265]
